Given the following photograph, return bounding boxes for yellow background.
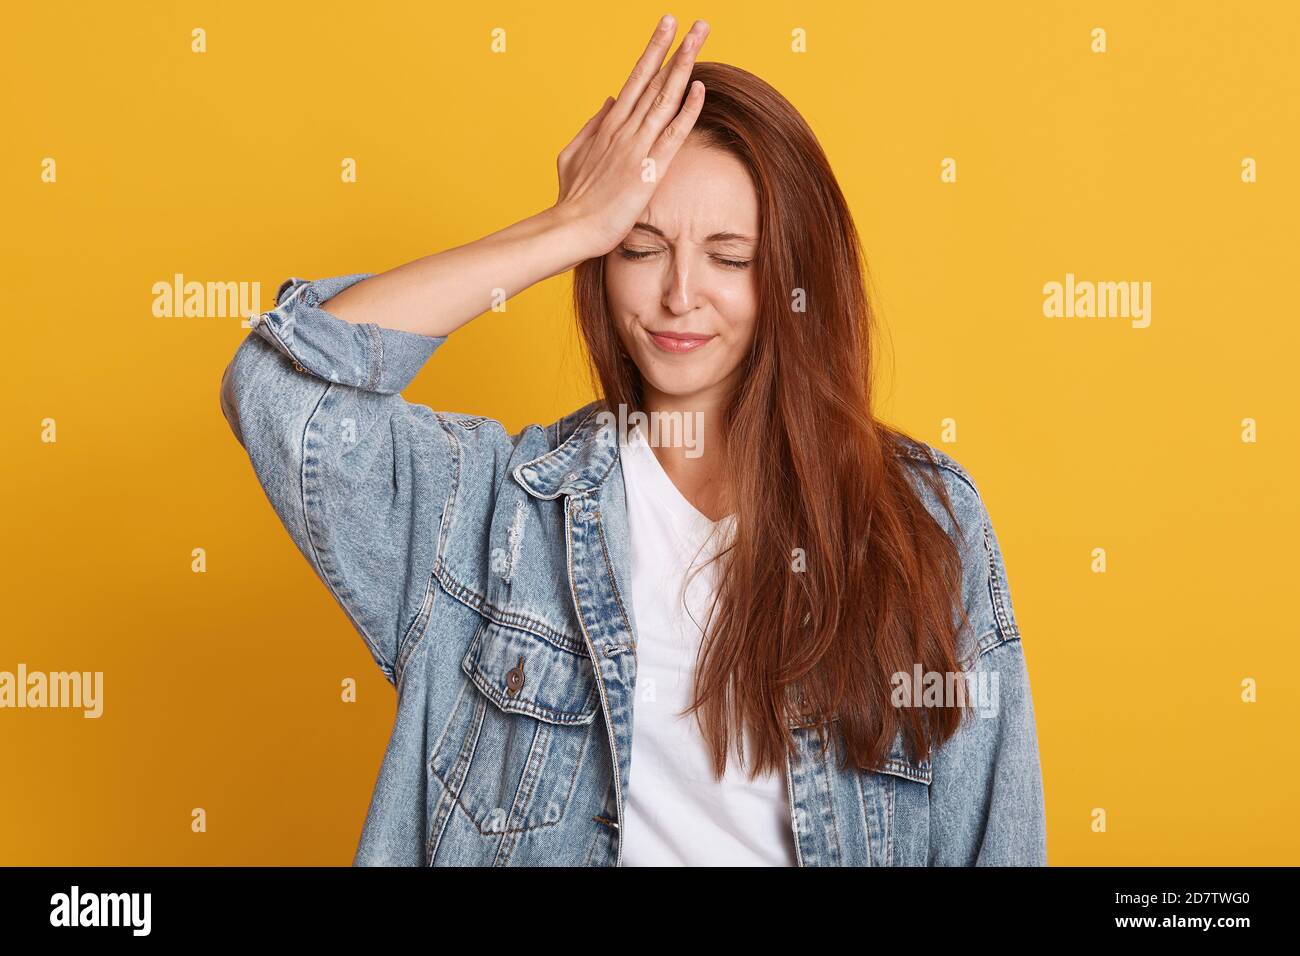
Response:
[2,0,1296,865]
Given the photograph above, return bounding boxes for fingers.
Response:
[606,14,678,129]
[646,79,706,172]
[559,95,615,166]
[633,19,709,138]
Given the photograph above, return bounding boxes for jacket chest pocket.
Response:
[429,616,602,836]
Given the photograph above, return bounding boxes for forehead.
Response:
[641,140,759,239]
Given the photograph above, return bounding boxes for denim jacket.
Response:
[219,271,1048,867]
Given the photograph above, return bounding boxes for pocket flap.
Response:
[461,619,600,726]
[878,728,933,785]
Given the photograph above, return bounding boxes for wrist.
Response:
[535,203,606,274]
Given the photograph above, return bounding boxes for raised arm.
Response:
[219,15,712,683]
[218,275,452,684]
[319,16,711,337]
[317,207,591,336]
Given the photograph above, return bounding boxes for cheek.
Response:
[603,271,646,358]
[716,285,759,345]
[603,257,651,314]
[605,266,662,343]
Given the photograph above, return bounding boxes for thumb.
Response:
[561,95,616,159]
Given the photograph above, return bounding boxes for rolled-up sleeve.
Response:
[927,483,1048,866]
[219,273,451,684]
[246,274,444,393]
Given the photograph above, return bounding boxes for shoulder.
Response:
[550,399,605,449]
[432,400,601,449]
[891,433,981,504]
[423,401,606,502]
[890,434,986,554]
[890,433,1023,657]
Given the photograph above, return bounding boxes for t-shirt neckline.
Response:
[619,423,736,535]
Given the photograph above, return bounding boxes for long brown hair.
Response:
[572,61,977,780]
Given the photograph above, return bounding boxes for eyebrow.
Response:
[631,222,757,244]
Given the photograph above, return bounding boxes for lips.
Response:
[644,328,716,354]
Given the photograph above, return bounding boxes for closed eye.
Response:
[617,247,752,270]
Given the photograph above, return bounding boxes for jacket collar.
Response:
[512,402,621,500]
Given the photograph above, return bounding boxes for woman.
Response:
[219,14,1047,866]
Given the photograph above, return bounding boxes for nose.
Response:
[661,255,704,317]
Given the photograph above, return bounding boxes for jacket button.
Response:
[505,656,526,696]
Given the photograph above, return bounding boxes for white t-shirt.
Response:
[617,424,797,866]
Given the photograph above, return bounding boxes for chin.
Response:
[639,372,715,400]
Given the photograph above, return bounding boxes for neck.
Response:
[638,385,731,522]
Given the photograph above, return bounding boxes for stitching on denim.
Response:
[885,774,896,866]
[432,702,591,836]
[982,515,1020,645]
[897,437,1021,649]
[364,322,383,391]
[494,721,553,863]
[256,308,321,380]
[395,572,437,691]
[464,667,597,725]
[564,485,626,865]
[446,415,494,430]
[459,617,599,724]
[433,562,587,655]
[969,631,1024,668]
[299,383,396,682]
[785,747,805,867]
[592,500,637,653]
[893,438,980,499]
[814,735,843,865]
[425,677,474,863]
[430,687,494,841]
[513,406,620,496]
[878,759,933,785]
[852,761,878,865]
